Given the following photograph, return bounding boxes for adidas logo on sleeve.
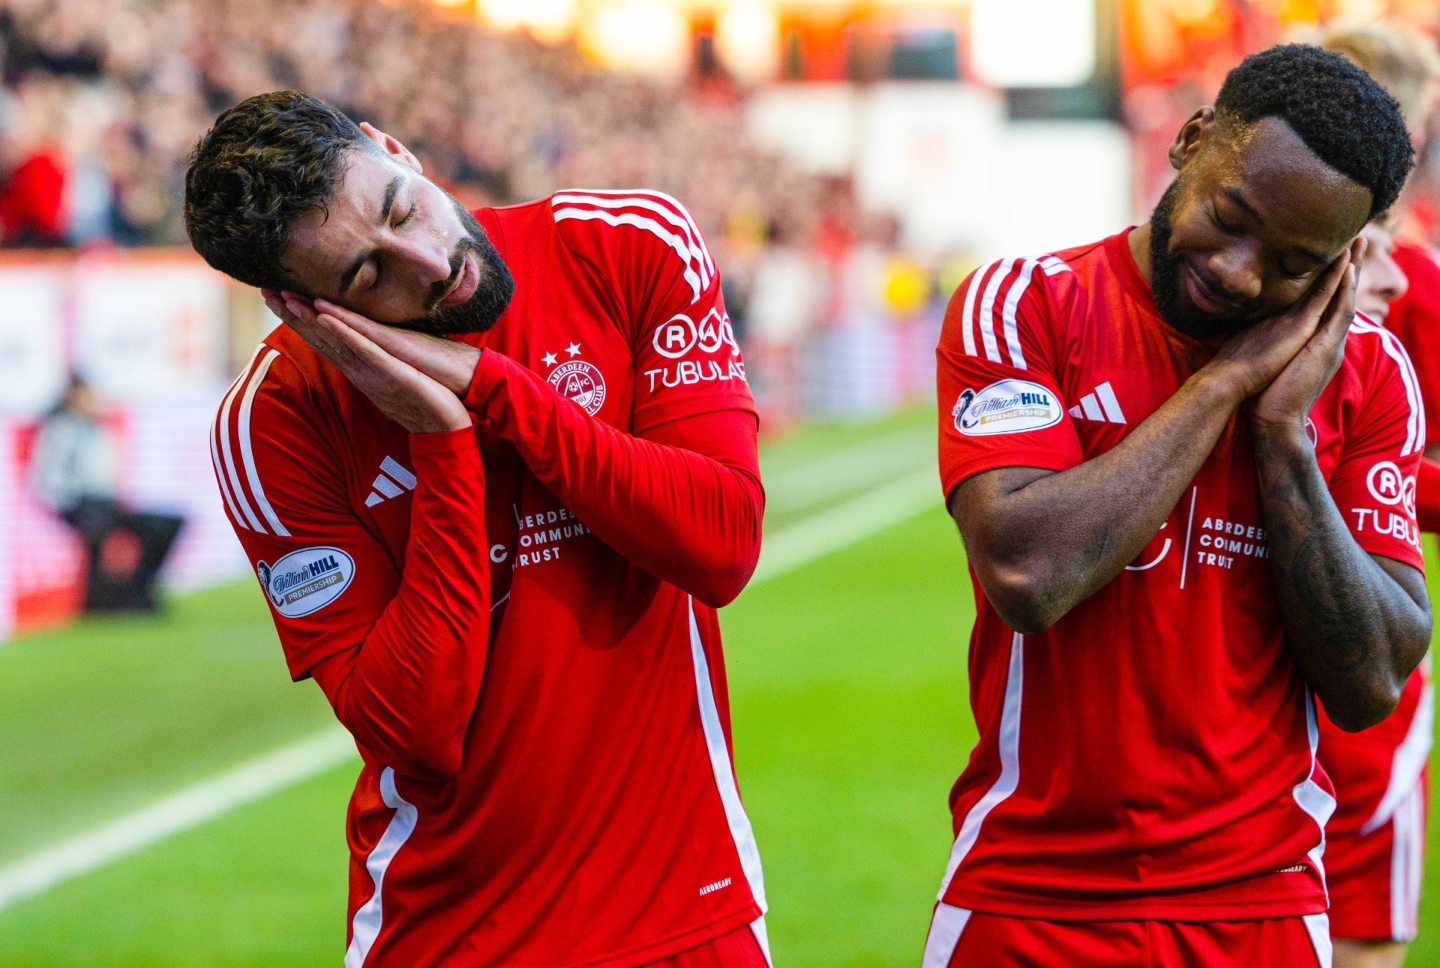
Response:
[365,456,417,507]
[1069,381,1126,425]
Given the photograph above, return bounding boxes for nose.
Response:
[1207,246,1262,303]
[1377,254,1409,304]
[394,232,452,290]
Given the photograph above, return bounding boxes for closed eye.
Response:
[1210,205,1239,235]
[396,202,417,228]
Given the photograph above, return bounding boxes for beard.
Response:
[1147,179,1260,339]
[400,194,515,336]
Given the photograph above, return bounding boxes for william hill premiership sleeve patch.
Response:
[256,546,356,618]
[954,379,1063,437]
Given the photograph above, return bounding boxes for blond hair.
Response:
[1321,22,1440,131]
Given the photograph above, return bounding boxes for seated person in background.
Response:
[29,375,183,611]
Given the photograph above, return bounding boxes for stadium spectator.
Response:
[1318,23,1440,968]
[29,374,184,611]
[0,0,856,268]
[927,45,1427,966]
[186,91,769,966]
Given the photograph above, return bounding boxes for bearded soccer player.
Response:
[927,45,1429,967]
[184,92,770,968]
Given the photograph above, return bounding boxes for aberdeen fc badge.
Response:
[548,359,607,415]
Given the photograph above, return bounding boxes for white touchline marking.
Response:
[751,467,938,586]
[0,453,940,914]
[0,729,356,913]
[761,427,930,515]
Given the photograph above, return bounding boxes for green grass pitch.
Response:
[0,407,1435,967]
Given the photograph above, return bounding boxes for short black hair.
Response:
[1215,44,1413,219]
[184,91,373,290]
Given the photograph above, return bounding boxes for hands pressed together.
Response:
[262,289,482,435]
[1203,235,1369,440]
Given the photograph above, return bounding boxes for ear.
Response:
[359,121,423,174]
[1168,106,1215,172]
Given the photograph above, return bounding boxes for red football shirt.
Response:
[1384,240,1440,452]
[1317,237,1437,942]
[211,190,768,966]
[931,231,1425,925]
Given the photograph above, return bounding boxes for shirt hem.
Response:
[942,888,1329,923]
[571,900,763,968]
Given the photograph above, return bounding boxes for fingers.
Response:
[1301,248,1353,316]
[1350,235,1369,276]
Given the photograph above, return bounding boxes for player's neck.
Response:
[1127,223,1155,286]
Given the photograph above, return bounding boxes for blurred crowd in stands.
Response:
[4,1,927,343]
[0,0,955,427]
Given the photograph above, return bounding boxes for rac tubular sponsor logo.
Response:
[953,379,1062,436]
[1353,460,1421,550]
[256,546,355,618]
[652,308,740,359]
[645,308,747,392]
[1366,460,1417,516]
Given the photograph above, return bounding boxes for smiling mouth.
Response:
[1183,262,1241,315]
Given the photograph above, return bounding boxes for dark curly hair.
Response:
[1214,44,1413,220]
[184,91,372,289]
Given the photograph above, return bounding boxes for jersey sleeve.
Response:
[1384,243,1440,450]
[550,189,755,432]
[464,350,763,607]
[211,348,492,779]
[1327,329,1426,570]
[936,257,1084,499]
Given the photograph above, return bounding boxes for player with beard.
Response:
[185,92,770,968]
[926,45,1428,967]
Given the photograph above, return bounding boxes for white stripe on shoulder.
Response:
[976,257,1016,363]
[557,189,715,277]
[999,259,1040,369]
[217,347,270,533]
[960,259,1004,359]
[209,415,246,529]
[1351,319,1424,456]
[236,349,291,537]
[1039,255,1071,276]
[553,204,706,305]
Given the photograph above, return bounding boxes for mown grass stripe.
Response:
[0,459,942,913]
[0,729,356,912]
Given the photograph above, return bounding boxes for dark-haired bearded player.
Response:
[185,94,769,967]
[926,45,1430,967]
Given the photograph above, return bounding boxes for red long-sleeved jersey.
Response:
[210,190,768,967]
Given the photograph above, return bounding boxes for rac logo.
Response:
[1366,460,1417,516]
[652,308,739,359]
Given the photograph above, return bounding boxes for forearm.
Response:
[960,372,1241,632]
[466,351,762,605]
[311,430,491,778]
[1254,427,1429,730]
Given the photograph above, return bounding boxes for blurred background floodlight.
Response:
[971,0,1098,88]
[580,0,692,77]
[715,2,783,85]
[478,0,580,42]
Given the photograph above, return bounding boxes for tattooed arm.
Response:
[1254,434,1428,731]
[1249,240,1430,731]
[953,252,1360,634]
